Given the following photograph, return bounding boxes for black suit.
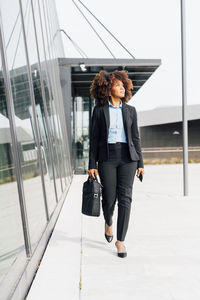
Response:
[88,101,144,170]
[88,101,144,241]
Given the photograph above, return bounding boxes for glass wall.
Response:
[0,57,26,292]
[72,96,94,174]
[0,0,72,299]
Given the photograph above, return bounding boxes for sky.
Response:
[55,0,200,112]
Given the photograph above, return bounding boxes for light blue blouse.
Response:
[107,99,127,144]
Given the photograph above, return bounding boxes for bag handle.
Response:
[88,174,103,187]
[88,173,98,182]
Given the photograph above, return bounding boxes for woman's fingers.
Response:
[88,169,98,179]
[88,170,93,178]
[136,169,141,177]
[136,168,144,177]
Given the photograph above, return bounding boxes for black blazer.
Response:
[88,101,144,170]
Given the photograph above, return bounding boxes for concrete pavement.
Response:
[27,164,200,300]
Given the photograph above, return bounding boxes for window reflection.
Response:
[1,0,47,251]
[34,0,65,196]
[0,0,72,296]
[0,66,25,286]
[41,0,70,187]
[73,96,91,174]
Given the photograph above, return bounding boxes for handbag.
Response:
[82,174,103,217]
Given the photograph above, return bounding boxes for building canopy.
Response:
[59,57,161,97]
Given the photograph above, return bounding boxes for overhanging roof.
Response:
[58,57,161,97]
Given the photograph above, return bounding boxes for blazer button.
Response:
[130,142,133,146]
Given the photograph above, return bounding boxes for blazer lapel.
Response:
[103,102,110,138]
[122,102,128,136]
[102,101,129,140]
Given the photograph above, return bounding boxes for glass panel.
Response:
[36,0,65,195]
[1,0,47,250]
[21,0,58,214]
[73,96,91,174]
[39,0,69,192]
[0,57,26,286]
[44,0,71,186]
[32,0,62,198]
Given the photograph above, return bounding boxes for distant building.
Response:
[138,104,200,161]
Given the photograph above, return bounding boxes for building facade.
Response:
[0,1,73,299]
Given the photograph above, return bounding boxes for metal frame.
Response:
[180,0,189,196]
[59,57,162,66]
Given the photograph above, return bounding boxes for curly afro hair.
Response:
[90,70,133,106]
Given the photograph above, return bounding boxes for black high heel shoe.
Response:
[115,241,127,258]
[104,223,113,243]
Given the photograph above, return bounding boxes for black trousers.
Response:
[98,142,138,241]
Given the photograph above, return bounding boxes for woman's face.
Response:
[110,79,125,98]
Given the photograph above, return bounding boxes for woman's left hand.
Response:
[136,168,144,178]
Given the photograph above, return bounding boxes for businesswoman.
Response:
[88,70,144,258]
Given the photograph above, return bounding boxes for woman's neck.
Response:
[110,96,121,107]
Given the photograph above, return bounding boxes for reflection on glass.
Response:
[0,64,25,286]
[0,0,72,296]
[35,0,65,197]
[42,0,68,188]
[34,1,62,198]
[73,96,90,174]
[1,0,47,251]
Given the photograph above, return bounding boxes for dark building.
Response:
[138,105,200,161]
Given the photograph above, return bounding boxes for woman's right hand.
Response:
[88,169,98,179]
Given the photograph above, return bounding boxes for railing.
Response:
[142,146,200,153]
[0,160,43,185]
[142,146,200,163]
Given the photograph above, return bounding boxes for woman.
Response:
[88,70,144,258]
